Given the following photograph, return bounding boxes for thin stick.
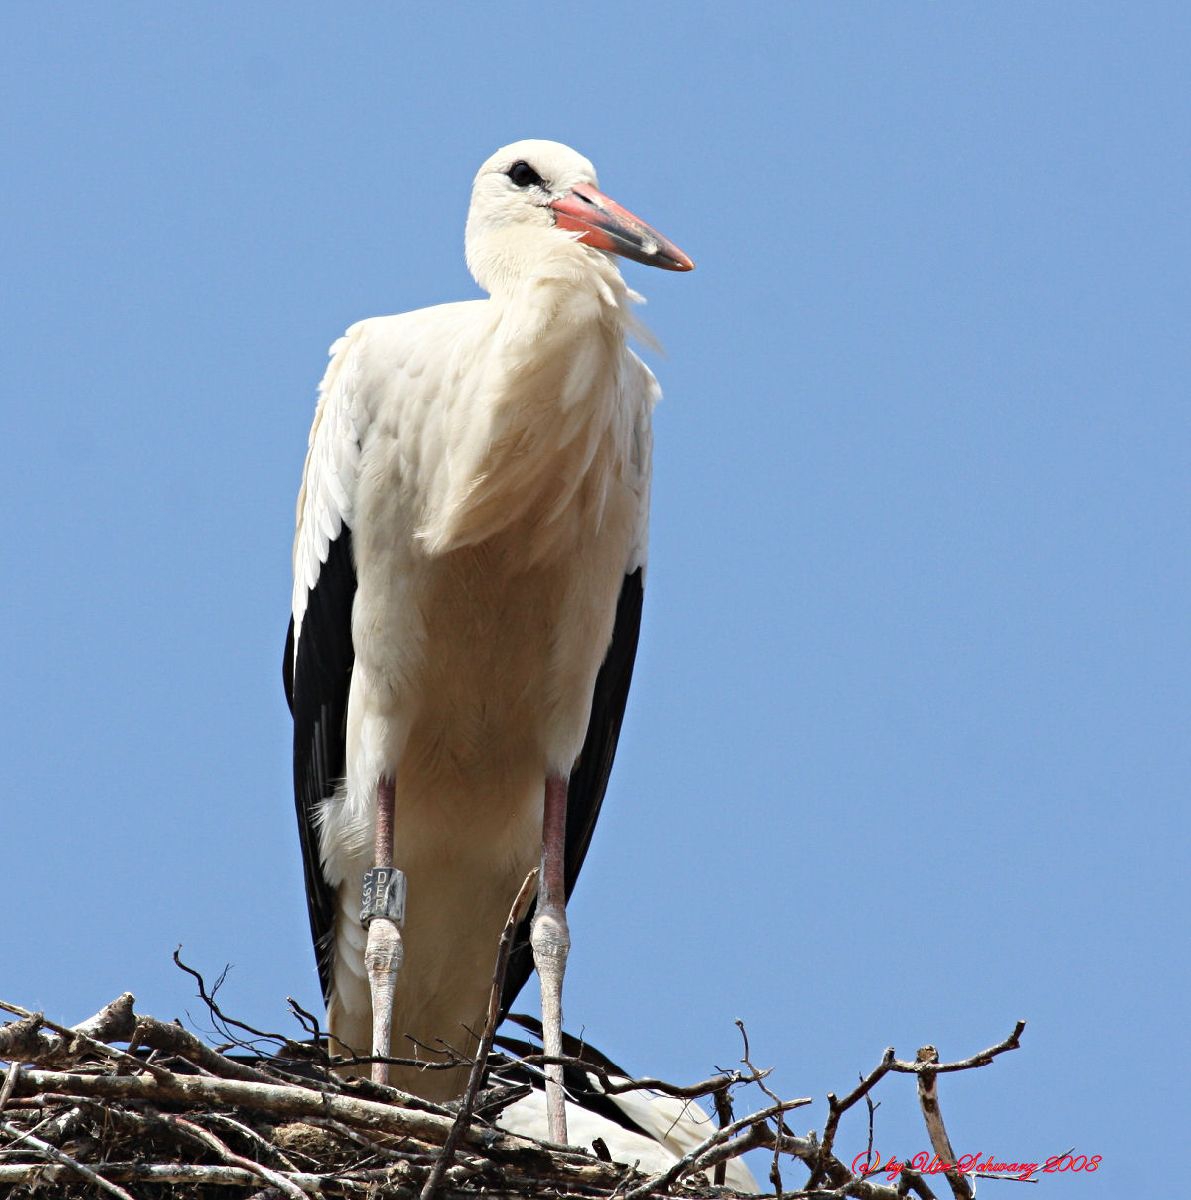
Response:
[160,1113,308,1199]
[808,1049,896,1189]
[0,1062,20,1113]
[622,1096,812,1200]
[172,950,295,1048]
[736,1017,789,1193]
[202,1111,302,1171]
[502,1051,764,1100]
[889,1021,1026,1075]
[712,1081,733,1186]
[420,868,538,1200]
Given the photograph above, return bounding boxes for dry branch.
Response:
[0,991,1026,1200]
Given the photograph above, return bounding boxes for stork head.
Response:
[465,139,693,294]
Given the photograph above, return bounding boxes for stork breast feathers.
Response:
[408,265,653,561]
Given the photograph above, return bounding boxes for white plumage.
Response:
[498,1086,758,1191]
[284,141,693,1137]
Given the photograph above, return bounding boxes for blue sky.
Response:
[3,5,1186,1193]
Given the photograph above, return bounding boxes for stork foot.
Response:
[363,914,404,1084]
[531,905,570,1142]
[531,773,571,1144]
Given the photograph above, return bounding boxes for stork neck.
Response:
[471,228,635,329]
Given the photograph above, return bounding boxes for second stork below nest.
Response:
[493,1018,758,1192]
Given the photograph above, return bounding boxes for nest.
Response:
[0,962,1025,1200]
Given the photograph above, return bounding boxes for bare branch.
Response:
[131,1013,283,1084]
[712,1079,734,1186]
[0,998,171,1078]
[736,1017,789,1193]
[623,1096,812,1200]
[160,1113,308,1199]
[808,1048,896,1190]
[420,868,538,1200]
[0,990,1026,1200]
[889,1022,1026,1076]
[172,948,300,1053]
[913,1046,971,1200]
[0,1062,20,1114]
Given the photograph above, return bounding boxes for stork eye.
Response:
[508,160,544,188]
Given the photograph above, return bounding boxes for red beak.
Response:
[550,183,694,272]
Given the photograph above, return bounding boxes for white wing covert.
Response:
[291,324,370,642]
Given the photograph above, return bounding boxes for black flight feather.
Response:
[499,567,645,1018]
[286,527,357,1006]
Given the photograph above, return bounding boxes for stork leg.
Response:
[530,772,571,1144]
[362,775,405,1086]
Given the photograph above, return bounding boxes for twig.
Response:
[420,868,538,1200]
[694,1119,772,1176]
[897,1167,940,1199]
[332,1043,473,1079]
[623,1096,812,1200]
[0,1062,20,1113]
[0,1012,47,1063]
[889,1022,1026,1076]
[302,1114,441,1165]
[712,1079,734,1186]
[736,1018,788,1193]
[161,1113,309,1199]
[19,1100,87,1149]
[173,948,302,1053]
[286,996,326,1043]
[754,1120,936,1199]
[549,1060,766,1101]
[201,1110,302,1171]
[914,1046,971,1200]
[7,1069,621,1190]
[808,1049,896,1190]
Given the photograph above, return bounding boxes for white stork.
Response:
[283,139,693,1143]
